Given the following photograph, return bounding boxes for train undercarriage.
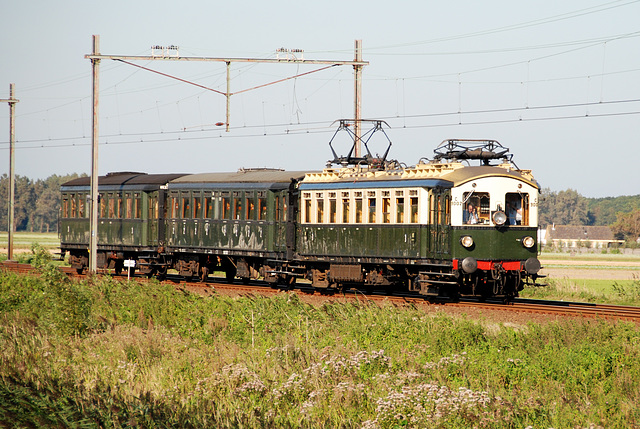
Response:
[64,247,541,301]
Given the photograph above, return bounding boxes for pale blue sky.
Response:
[1,0,639,197]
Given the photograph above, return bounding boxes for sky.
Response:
[1,0,639,198]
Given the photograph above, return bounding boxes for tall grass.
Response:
[1,257,640,427]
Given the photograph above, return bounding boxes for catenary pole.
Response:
[89,35,100,273]
[354,40,363,158]
[1,84,19,260]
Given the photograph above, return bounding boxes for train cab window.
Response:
[463,192,490,225]
[505,192,528,225]
[134,193,142,219]
[410,197,418,223]
[258,194,267,221]
[396,197,405,223]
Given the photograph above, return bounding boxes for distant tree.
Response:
[538,188,556,228]
[588,195,640,226]
[14,176,36,231]
[0,173,83,232]
[538,188,588,228]
[611,208,640,242]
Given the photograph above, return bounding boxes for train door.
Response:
[428,188,451,258]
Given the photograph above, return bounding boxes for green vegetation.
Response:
[521,277,640,305]
[1,254,640,428]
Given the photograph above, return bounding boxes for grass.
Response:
[1,252,640,428]
[520,276,640,305]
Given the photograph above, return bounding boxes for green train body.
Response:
[60,140,543,299]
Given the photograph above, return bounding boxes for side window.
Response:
[193,194,201,219]
[396,197,405,223]
[148,193,157,219]
[78,194,86,218]
[116,193,123,219]
[258,193,267,221]
[316,193,324,223]
[125,193,133,219]
[410,194,418,224]
[329,192,338,223]
[222,193,231,219]
[70,194,77,218]
[204,194,213,219]
[382,192,390,224]
[233,192,243,220]
[303,195,311,223]
[367,192,376,223]
[62,195,69,218]
[246,194,255,220]
[355,196,363,223]
[134,193,142,219]
[181,194,191,219]
[108,194,115,218]
[99,193,106,218]
[342,194,350,223]
[170,194,180,219]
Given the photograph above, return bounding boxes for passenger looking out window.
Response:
[506,193,524,225]
[463,204,479,225]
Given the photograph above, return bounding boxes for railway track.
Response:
[3,260,640,322]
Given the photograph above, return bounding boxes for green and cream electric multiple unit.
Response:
[59,136,544,300]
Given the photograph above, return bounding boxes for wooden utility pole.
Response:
[89,35,100,273]
[1,84,19,260]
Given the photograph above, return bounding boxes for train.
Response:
[59,121,543,300]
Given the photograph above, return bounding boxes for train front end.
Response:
[438,140,543,298]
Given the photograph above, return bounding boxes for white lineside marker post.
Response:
[124,259,135,280]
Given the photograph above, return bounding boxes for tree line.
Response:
[1,175,639,242]
[0,173,83,233]
[538,188,640,243]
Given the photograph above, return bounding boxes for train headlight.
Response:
[460,235,474,248]
[492,210,507,226]
[522,236,535,248]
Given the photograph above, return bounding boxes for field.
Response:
[0,231,60,254]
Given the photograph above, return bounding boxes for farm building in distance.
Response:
[542,225,624,249]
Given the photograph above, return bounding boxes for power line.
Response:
[3,100,640,151]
